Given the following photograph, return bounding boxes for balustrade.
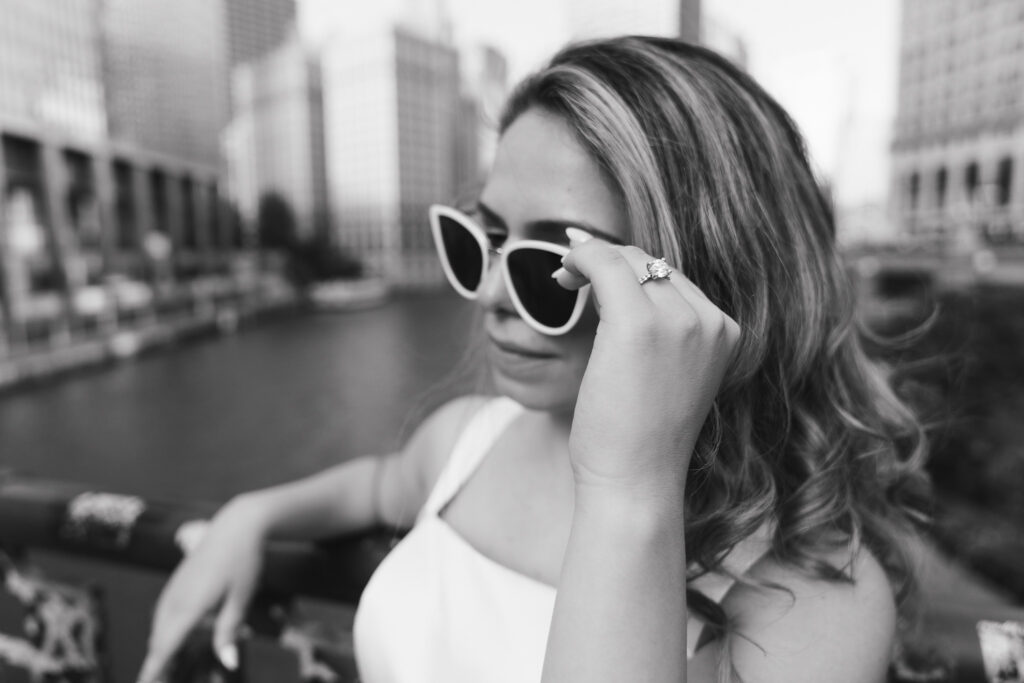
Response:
[0,474,1022,683]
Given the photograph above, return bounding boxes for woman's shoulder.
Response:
[699,544,896,682]
[397,394,498,496]
[378,395,497,529]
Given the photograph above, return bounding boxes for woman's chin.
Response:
[490,368,576,414]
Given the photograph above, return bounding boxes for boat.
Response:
[308,278,390,311]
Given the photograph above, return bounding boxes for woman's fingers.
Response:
[551,266,588,291]
[136,649,164,683]
[559,230,738,343]
[138,599,197,683]
[561,241,667,328]
[212,573,257,671]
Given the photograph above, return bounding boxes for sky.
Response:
[707,0,901,208]
[299,0,902,209]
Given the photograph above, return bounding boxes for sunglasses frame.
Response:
[428,204,590,336]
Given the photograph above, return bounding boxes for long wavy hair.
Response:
[499,36,932,676]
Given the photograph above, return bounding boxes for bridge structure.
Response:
[0,474,1022,683]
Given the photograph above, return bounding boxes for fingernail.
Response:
[565,227,593,246]
[217,643,238,671]
[551,267,569,279]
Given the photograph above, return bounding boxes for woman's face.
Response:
[475,108,629,413]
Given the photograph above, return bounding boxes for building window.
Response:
[909,171,920,210]
[113,160,136,250]
[965,161,980,201]
[936,167,948,208]
[996,157,1013,206]
[150,170,168,236]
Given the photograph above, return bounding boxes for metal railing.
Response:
[1,473,1022,683]
[0,473,393,682]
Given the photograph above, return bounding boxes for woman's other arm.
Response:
[137,394,487,683]
[233,393,485,538]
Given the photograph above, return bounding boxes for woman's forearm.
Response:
[226,454,384,542]
[542,486,689,683]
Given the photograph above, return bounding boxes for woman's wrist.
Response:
[217,491,276,540]
[572,478,686,539]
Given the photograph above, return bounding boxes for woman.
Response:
[139,36,930,683]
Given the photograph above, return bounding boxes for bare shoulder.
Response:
[691,545,897,683]
[400,394,493,487]
[377,395,492,527]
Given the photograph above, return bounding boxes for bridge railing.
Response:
[0,473,392,682]
[1,473,1022,683]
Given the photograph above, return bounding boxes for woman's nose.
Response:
[476,251,513,314]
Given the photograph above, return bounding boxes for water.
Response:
[0,292,485,681]
[0,292,480,504]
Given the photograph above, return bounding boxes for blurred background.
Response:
[0,0,1023,681]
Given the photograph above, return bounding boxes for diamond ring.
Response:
[638,258,673,285]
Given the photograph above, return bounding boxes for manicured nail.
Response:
[217,643,238,671]
[551,267,569,279]
[565,227,593,246]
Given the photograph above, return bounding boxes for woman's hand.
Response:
[137,496,268,683]
[556,229,740,499]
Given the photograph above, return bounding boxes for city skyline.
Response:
[3,0,1004,292]
[299,0,900,215]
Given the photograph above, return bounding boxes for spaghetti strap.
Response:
[686,522,774,657]
[418,396,524,521]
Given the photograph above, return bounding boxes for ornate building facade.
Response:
[891,0,1024,249]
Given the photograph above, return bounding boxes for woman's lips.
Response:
[488,335,558,359]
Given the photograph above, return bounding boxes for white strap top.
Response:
[352,397,771,682]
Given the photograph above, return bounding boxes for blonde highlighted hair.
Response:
[500,36,931,674]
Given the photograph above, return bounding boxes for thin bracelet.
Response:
[370,455,386,527]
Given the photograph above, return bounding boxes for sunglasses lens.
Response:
[506,248,579,329]
[438,214,484,292]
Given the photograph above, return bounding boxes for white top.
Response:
[352,397,771,682]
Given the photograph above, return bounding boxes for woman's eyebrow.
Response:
[475,201,508,228]
[476,200,624,245]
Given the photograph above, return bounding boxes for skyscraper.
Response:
[890,0,1024,248]
[566,0,701,43]
[225,31,328,244]
[100,0,230,168]
[320,23,460,287]
[0,0,107,142]
[678,0,702,44]
[225,0,296,69]
[455,43,509,187]
[0,0,108,335]
[101,0,296,167]
[0,0,234,346]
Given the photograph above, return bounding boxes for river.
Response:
[0,292,480,504]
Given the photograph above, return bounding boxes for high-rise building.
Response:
[0,0,232,346]
[100,0,234,280]
[0,0,108,335]
[0,0,107,142]
[890,0,1024,248]
[225,0,296,69]
[321,24,460,287]
[101,0,295,166]
[100,0,230,169]
[678,0,702,44]
[455,43,509,187]
[566,0,701,44]
[225,31,328,244]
